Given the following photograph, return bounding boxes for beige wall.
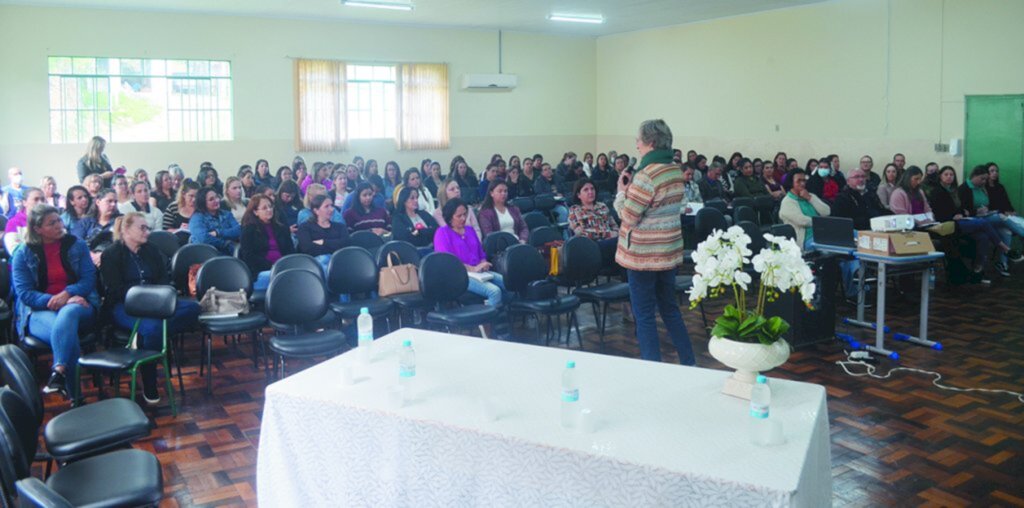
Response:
[0,5,596,185]
[596,0,1024,175]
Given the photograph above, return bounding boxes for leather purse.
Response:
[378,252,420,297]
[198,287,250,317]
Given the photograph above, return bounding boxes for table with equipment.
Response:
[257,330,832,507]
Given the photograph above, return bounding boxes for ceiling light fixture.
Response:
[548,13,604,24]
[343,0,414,11]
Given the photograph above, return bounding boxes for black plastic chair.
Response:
[350,230,385,254]
[731,197,754,211]
[0,345,150,468]
[771,223,797,241]
[327,247,394,324]
[560,237,630,349]
[533,193,557,213]
[502,245,582,348]
[523,211,550,230]
[738,220,766,255]
[147,230,180,261]
[703,199,728,215]
[271,253,324,280]
[170,243,219,295]
[528,226,562,248]
[0,387,162,508]
[266,269,347,379]
[420,252,499,333]
[753,195,777,225]
[77,285,180,415]
[483,231,519,262]
[510,197,534,213]
[734,205,757,225]
[18,329,97,402]
[695,207,729,247]
[195,256,268,393]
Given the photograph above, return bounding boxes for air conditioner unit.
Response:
[461,74,518,90]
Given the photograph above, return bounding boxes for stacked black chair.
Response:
[170,243,219,295]
[734,205,757,225]
[703,199,729,215]
[483,231,519,262]
[522,211,550,231]
[753,195,776,225]
[78,285,181,415]
[770,223,797,241]
[528,226,562,249]
[266,269,347,379]
[695,207,729,247]
[273,253,324,279]
[147,230,180,260]
[350,230,385,255]
[0,387,163,508]
[195,257,268,393]
[0,345,151,473]
[738,220,766,254]
[731,197,754,211]
[502,245,582,348]
[510,196,534,213]
[327,247,394,326]
[560,237,631,349]
[420,252,499,333]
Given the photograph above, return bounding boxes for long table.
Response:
[258,331,832,507]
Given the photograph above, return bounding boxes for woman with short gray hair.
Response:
[614,119,694,365]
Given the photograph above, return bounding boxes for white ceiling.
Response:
[1,0,827,36]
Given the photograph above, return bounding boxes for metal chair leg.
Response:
[206,334,214,395]
[163,355,178,417]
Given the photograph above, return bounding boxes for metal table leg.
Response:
[864,262,897,359]
[893,264,942,350]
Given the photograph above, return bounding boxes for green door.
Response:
[965,95,1024,208]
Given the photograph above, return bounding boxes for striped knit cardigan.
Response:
[613,150,685,271]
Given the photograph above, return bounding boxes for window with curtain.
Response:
[294,59,449,151]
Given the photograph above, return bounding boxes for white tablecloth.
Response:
[258,331,831,507]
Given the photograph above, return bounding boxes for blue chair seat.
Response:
[330,298,394,320]
[43,398,151,461]
[574,282,630,302]
[426,305,499,328]
[268,331,347,358]
[509,295,580,314]
[200,312,267,334]
[46,449,163,507]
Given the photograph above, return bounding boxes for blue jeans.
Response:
[27,303,96,388]
[467,272,506,307]
[957,218,1001,266]
[254,270,272,291]
[627,269,695,365]
[553,205,569,224]
[840,260,861,299]
[113,299,201,391]
[982,214,1024,264]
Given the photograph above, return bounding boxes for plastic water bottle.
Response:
[750,375,771,445]
[357,307,374,363]
[560,361,579,429]
[399,340,416,398]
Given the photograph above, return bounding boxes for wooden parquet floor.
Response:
[32,273,1024,507]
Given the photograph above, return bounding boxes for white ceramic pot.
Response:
[708,337,791,399]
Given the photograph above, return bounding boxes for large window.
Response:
[48,56,233,143]
[295,59,448,152]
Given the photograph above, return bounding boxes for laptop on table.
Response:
[812,216,856,249]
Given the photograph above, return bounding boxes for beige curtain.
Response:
[294,59,346,152]
[399,63,450,150]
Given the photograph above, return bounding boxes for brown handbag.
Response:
[378,252,420,297]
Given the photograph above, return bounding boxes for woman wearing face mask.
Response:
[102,212,201,404]
[239,195,296,291]
[434,179,482,241]
[118,180,164,232]
[806,158,842,204]
[189,187,241,255]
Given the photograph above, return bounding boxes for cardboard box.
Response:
[857,230,935,256]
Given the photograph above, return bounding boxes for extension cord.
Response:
[836,351,1024,404]
[849,351,872,360]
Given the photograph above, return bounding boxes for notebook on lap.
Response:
[812,216,856,249]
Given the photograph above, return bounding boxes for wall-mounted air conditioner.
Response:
[461,74,518,90]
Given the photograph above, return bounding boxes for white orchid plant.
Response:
[689,226,816,345]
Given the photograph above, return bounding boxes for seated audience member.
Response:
[779,169,831,251]
[343,164,362,195]
[197,166,224,196]
[118,180,164,231]
[275,165,294,186]
[423,161,445,200]
[222,176,249,223]
[72,189,120,264]
[238,166,256,198]
[328,168,349,210]
[162,180,199,242]
[292,159,309,193]
[298,194,351,271]
[590,153,614,194]
[520,157,537,192]
[732,158,769,198]
[922,162,941,197]
[762,162,785,201]
[928,165,1011,277]
[682,166,703,207]
[60,185,92,235]
[363,159,380,179]
[297,183,345,225]
[450,157,479,190]
[341,175,386,214]
[433,198,507,308]
[698,161,729,202]
[101,212,200,403]
[477,163,501,202]
[301,161,332,196]
[12,204,100,399]
[830,168,883,300]
[858,155,882,192]
[275,180,303,231]
[152,170,176,212]
[533,163,560,197]
[391,187,437,252]
[344,182,390,234]
[434,178,482,241]
[168,164,186,192]
[240,195,296,291]
[132,169,151,189]
[504,165,525,201]
[82,173,103,199]
[4,187,46,254]
[382,161,403,206]
[827,154,848,188]
[960,164,1024,272]
[888,166,935,226]
[395,169,435,215]
[189,186,241,255]
[876,163,901,211]
[806,157,843,204]
[556,152,585,195]
[568,178,619,264]
[478,180,530,243]
[113,174,131,207]
[253,159,278,190]
[40,176,64,211]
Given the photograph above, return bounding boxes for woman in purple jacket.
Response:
[433,198,506,307]
[477,180,529,243]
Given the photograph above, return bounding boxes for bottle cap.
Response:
[566,361,575,369]
[402,340,411,347]
[360,307,369,314]
[756,375,767,384]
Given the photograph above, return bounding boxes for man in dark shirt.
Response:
[830,168,882,303]
[698,162,728,202]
